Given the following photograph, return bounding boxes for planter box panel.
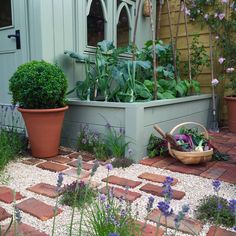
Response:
[143,97,211,126]
[64,104,125,127]
[62,95,211,162]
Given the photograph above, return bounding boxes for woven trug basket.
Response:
[168,122,213,165]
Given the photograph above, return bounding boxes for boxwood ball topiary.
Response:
[9,60,68,109]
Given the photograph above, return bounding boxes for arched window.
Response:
[117,6,130,47]
[87,0,105,47]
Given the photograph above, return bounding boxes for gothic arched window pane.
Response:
[87,0,105,47]
[117,7,129,48]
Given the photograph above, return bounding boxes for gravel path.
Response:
[0,159,235,236]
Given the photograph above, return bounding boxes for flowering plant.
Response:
[186,0,236,95]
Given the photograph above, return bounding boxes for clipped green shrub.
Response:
[9,60,68,109]
[111,158,134,168]
[195,195,234,227]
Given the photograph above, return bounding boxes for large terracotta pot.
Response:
[18,106,68,158]
[225,96,236,133]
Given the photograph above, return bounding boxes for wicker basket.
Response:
[168,122,213,165]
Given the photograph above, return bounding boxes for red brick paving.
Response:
[48,155,71,164]
[63,168,90,179]
[27,183,58,198]
[22,158,44,165]
[0,206,11,221]
[207,226,236,236]
[1,223,48,236]
[147,209,203,235]
[102,175,142,188]
[140,183,185,200]
[138,172,178,185]
[200,167,227,179]
[100,186,141,202]
[0,187,25,204]
[139,129,236,184]
[68,152,80,159]
[36,161,68,172]
[152,157,177,168]
[68,160,94,171]
[139,157,163,166]
[16,198,62,221]
[136,221,164,236]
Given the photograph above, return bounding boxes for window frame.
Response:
[75,0,135,55]
[0,0,14,30]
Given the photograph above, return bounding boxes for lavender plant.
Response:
[195,180,235,228]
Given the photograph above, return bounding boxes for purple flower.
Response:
[218,57,225,64]
[211,78,219,86]
[221,0,228,4]
[218,203,223,210]
[120,209,126,217]
[15,207,22,223]
[109,233,119,236]
[233,226,236,231]
[106,163,113,171]
[146,195,155,212]
[157,201,173,217]
[229,199,236,215]
[212,180,221,192]
[218,13,225,20]
[56,173,64,191]
[174,204,189,228]
[100,193,106,203]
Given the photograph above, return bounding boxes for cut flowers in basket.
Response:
[173,126,210,152]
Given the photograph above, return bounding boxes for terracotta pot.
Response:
[18,106,68,158]
[225,96,236,133]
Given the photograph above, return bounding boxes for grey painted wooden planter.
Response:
[62,94,212,162]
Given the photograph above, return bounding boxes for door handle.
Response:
[8,30,21,50]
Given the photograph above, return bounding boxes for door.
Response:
[0,0,29,104]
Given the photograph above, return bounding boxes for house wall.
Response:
[158,1,226,125]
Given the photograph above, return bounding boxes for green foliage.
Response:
[111,158,134,168]
[187,1,236,94]
[84,189,139,236]
[147,134,169,158]
[212,150,229,161]
[184,34,209,81]
[60,181,96,208]
[9,60,68,109]
[195,195,235,227]
[0,130,26,170]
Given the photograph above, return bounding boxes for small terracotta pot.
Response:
[224,96,236,133]
[18,106,68,158]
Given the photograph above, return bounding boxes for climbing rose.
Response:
[218,13,225,20]
[211,79,219,86]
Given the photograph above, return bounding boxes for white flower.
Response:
[226,67,235,73]
[212,78,219,86]
[218,57,226,64]
[204,14,209,20]
[221,0,228,3]
[215,35,219,40]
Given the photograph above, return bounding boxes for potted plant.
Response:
[187,1,236,132]
[9,60,68,158]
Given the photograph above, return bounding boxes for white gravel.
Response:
[0,158,235,236]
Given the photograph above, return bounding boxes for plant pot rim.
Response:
[17,105,68,113]
[224,96,236,101]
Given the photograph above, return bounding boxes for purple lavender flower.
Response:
[162,177,174,201]
[100,193,106,203]
[109,233,119,236]
[157,201,173,217]
[106,163,113,171]
[218,203,223,210]
[15,207,22,223]
[212,180,221,192]
[218,13,225,20]
[56,173,64,191]
[174,204,189,228]
[120,209,126,217]
[229,199,236,215]
[146,195,155,212]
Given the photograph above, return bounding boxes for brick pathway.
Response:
[0,145,235,236]
[139,129,236,184]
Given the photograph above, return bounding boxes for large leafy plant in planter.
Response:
[9,60,68,158]
[65,39,207,102]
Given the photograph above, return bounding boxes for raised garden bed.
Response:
[61,94,212,162]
